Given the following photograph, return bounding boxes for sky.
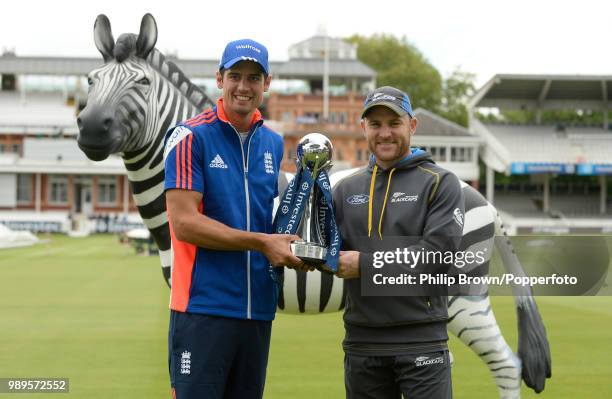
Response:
[1,0,611,86]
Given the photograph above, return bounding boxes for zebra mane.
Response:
[147,48,214,110]
[146,47,213,111]
[111,33,213,111]
[113,34,138,62]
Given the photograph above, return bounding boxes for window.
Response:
[451,147,473,162]
[17,174,33,203]
[438,147,447,162]
[451,147,460,161]
[465,148,473,162]
[48,175,68,204]
[426,146,446,163]
[97,176,117,205]
[281,112,292,122]
[0,144,4,152]
[12,144,19,153]
[287,149,295,160]
[356,148,363,162]
[339,112,347,124]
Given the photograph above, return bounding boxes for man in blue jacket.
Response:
[164,39,303,399]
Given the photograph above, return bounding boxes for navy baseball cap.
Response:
[361,86,414,118]
[219,39,269,75]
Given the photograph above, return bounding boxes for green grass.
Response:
[0,234,611,398]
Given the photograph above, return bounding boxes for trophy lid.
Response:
[297,133,333,172]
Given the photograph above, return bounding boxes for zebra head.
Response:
[77,14,159,161]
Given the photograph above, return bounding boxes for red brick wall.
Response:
[267,93,371,172]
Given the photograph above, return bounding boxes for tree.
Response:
[439,69,476,127]
[347,34,476,127]
[347,34,442,112]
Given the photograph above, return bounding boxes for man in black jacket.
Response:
[333,86,464,399]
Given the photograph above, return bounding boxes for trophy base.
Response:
[291,241,335,274]
[291,241,326,263]
[291,241,334,274]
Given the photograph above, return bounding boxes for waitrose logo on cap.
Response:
[236,44,261,53]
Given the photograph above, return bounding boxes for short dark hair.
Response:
[218,64,268,79]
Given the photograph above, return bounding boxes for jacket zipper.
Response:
[230,124,259,319]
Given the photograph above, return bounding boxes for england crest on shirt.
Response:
[264,151,274,174]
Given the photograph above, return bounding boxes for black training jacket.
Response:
[333,151,465,351]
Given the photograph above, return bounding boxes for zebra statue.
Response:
[77,14,214,283]
[76,14,551,398]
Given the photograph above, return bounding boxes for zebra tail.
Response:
[162,266,171,287]
[492,207,552,393]
[159,248,172,288]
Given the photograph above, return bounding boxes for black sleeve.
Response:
[332,182,346,249]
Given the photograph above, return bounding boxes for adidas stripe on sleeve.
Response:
[163,126,204,193]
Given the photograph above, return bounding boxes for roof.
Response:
[281,108,479,143]
[414,108,474,137]
[0,54,376,80]
[275,59,375,79]
[470,74,612,110]
[288,36,357,60]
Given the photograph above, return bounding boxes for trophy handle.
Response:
[296,183,325,247]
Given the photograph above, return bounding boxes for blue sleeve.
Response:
[163,125,205,193]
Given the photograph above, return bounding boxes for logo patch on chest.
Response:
[264,151,274,174]
[209,154,228,169]
[347,194,369,205]
[390,192,419,203]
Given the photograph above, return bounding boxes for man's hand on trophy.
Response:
[337,251,360,279]
[261,234,305,269]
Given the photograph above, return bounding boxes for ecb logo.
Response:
[301,182,309,191]
[281,205,289,214]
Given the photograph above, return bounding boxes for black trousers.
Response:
[168,311,272,399]
[344,350,452,399]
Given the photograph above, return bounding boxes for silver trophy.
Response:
[290,133,334,271]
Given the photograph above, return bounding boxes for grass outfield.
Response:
[0,234,611,398]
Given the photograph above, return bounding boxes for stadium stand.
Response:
[470,74,612,233]
[0,92,78,135]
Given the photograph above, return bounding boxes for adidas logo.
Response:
[209,154,228,169]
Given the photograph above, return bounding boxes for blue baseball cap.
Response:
[362,86,414,118]
[219,39,269,75]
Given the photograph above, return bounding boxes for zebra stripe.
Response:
[448,294,522,399]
